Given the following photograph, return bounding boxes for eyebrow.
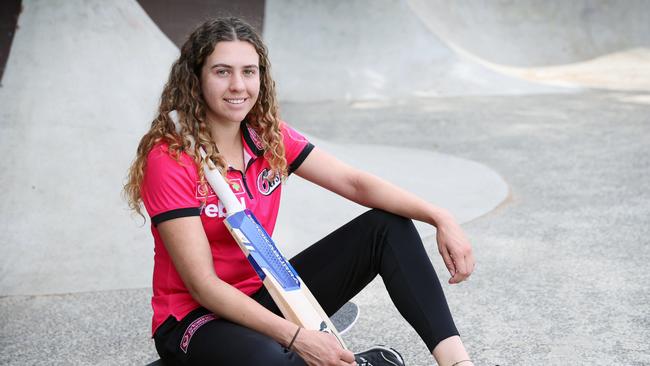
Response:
[210,63,259,69]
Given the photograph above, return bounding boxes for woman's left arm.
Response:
[295,147,474,284]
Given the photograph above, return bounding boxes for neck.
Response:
[206,116,245,170]
[207,118,242,152]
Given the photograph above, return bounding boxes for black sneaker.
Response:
[354,345,405,366]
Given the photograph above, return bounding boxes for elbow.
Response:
[186,272,221,305]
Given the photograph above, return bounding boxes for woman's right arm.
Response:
[157,216,355,366]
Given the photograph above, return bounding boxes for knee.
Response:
[361,209,416,234]
[360,210,423,257]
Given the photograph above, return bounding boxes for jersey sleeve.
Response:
[141,144,202,226]
[280,121,315,174]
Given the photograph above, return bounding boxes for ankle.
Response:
[449,360,474,366]
[432,335,472,366]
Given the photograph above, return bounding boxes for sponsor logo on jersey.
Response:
[195,182,216,199]
[228,178,246,197]
[196,178,246,199]
[198,178,248,218]
[257,168,281,196]
[202,196,247,218]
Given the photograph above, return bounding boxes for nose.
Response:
[229,72,245,92]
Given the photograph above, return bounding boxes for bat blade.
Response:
[226,210,300,290]
[224,209,346,348]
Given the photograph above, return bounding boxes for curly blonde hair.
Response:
[124,17,286,218]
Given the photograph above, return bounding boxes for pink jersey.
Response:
[141,121,313,335]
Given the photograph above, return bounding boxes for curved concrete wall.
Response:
[0,0,509,295]
[263,0,562,103]
[407,0,650,67]
[0,0,179,295]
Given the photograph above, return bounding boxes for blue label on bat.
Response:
[226,210,301,291]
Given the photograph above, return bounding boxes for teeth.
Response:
[225,98,245,104]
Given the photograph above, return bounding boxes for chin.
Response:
[229,113,250,124]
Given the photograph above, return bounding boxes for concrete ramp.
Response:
[0,0,179,295]
[407,0,650,67]
[408,0,650,91]
[263,0,564,103]
[275,137,509,258]
[0,0,509,296]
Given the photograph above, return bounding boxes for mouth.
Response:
[224,98,247,105]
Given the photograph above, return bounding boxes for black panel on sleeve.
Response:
[152,207,202,227]
[288,143,315,175]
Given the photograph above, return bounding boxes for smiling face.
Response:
[200,41,260,126]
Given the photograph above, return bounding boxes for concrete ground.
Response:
[281,91,650,365]
[2,90,649,365]
[1,0,649,365]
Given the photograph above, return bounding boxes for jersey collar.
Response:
[240,122,264,170]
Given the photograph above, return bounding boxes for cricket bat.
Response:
[169,111,346,348]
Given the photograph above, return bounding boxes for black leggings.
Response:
[154,209,459,365]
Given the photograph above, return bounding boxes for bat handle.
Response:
[203,164,243,214]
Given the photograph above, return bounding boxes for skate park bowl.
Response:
[0,0,513,296]
[1,0,649,365]
[406,0,650,91]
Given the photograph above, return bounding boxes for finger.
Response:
[338,358,355,365]
[449,251,468,284]
[439,244,456,277]
[467,251,476,276]
[340,349,355,363]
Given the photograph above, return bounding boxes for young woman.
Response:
[125,17,475,366]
